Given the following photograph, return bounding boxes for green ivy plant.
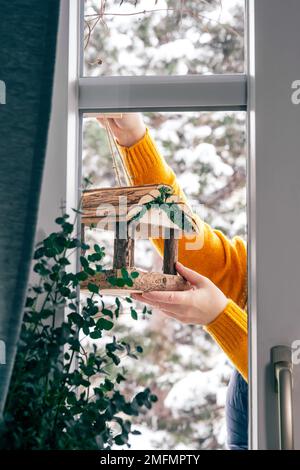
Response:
[129,185,195,232]
[0,209,156,450]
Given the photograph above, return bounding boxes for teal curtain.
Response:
[0,0,60,414]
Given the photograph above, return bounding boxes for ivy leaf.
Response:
[124,278,133,288]
[114,435,127,446]
[130,308,138,321]
[68,303,77,311]
[34,247,45,259]
[83,176,93,187]
[58,257,71,266]
[34,263,51,276]
[116,373,126,384]
[62,222,73,234]
[87,283,99,294]
[94,244,105,257]
[102,308,113,318]
[82,323,90,336]
[68,337,81,352]
[32,286,43,294]
[76,271,88,282]
[80,256,89,269]
[59,286,71,297]
[81,242,90,251]
[102,378,114,391]
[88,252,102,262]
[90,330,102,339]
[25,297,35,308]
[131,271,139,279]
[142,305,152,315]
[68,290,77,299]
[108,277,126,288]
[40,309,54,319]
[86,267,95,276]
[96,318,114,331]
[150,394,158,403]
[121,267,129,279]
[107,352,120,366]
[68,312,83,327]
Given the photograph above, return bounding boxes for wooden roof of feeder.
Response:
[82,184,199,238]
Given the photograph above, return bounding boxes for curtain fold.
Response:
[0,0,60,414]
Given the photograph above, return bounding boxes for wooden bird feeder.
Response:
[80,183,199,295]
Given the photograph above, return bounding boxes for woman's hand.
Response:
[131,262,228,326]
[97,113,146,147]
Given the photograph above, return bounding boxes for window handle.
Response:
[271,346,294,450]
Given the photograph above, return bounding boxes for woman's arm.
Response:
[205,300,248,381]
[98,114,247,309]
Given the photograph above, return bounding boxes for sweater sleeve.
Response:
[117,127,248,309]
[204,300,248,381]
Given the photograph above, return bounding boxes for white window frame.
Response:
[38,0,300,450]
[247,0,300,450]
[77,0,249,447]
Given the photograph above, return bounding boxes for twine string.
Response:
[103,117,132,187]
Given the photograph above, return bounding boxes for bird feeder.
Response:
[80,183,199,294]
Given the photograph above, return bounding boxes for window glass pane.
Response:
[83,0,245,76]
[81,110,246,449]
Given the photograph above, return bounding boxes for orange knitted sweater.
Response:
[117,128,248,381]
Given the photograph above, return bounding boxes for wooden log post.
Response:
[163,227,178,275]
[113,222,135,269]
[81,268,190,295]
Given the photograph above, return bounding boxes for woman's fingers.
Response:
[97,113,139,131]
[131,293,157,307]
[96,117,121,133]
[159,309,182,320]
[141,289,192,305]
[131,293,186,317]
[175,262,206,287]
[132,293,166,309]
[131,293,143,300]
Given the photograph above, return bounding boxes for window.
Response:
[77,0,247,450]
